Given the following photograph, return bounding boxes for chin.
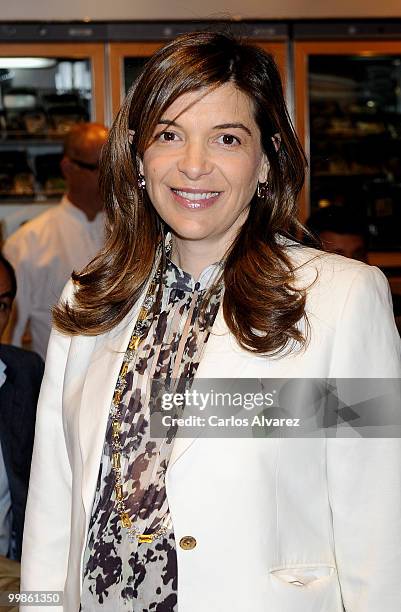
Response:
[168,220,215,242]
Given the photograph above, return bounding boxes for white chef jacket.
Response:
[3,196,104,359]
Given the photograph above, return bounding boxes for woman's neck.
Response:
[170,236,224,280]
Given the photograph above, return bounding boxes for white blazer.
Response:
[21,245,401,612]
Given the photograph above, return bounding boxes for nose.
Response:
[177,140,213,180]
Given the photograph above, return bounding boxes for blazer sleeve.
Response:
[327,266,401,611]
[20,283,73,608]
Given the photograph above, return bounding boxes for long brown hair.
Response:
[54,31,309,356]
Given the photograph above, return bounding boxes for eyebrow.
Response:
[157,119,252,136]
[0,291,13,299]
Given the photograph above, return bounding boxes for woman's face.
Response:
[141,83,268,255]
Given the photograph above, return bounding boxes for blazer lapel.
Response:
[79,303,141,520]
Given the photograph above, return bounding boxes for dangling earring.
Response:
[257,181,268,199]
[138,174,146,190]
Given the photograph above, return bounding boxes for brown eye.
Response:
[159,131,177,142]
[217,134,240,146]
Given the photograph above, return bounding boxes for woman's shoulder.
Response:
[284,242,383,288]
[55,277,140,345]
[283,242,391,322]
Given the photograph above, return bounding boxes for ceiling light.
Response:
[0,58,57,69]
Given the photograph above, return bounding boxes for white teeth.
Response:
[174,189,219,201]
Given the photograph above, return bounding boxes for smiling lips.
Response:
[171,187,221,209]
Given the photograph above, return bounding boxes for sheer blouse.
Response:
[80,257,223,611]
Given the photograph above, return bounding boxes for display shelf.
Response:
[294,40,401,225]
[0,42,104,202]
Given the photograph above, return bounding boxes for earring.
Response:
[138,174,146,190]
[257,181,268,199]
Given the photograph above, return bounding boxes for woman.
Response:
[21,32,401,612]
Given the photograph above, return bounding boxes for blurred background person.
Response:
[305,204,401,333]
[0,254,43,604]
[3,122,108,359]
[305,204,367,262]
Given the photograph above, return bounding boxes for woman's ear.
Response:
[272,133,281,152]
[60,156,70,180]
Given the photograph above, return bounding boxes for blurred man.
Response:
[3,122,108,358]
[0,253,43,600]
[305,205,368,262]
[306,206,401,333]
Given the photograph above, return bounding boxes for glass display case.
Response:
[0,43,104,203]
[109,41,288,118]
[295,41,401,253]
[109,42,165,118]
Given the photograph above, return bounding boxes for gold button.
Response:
[179,535,197,550]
